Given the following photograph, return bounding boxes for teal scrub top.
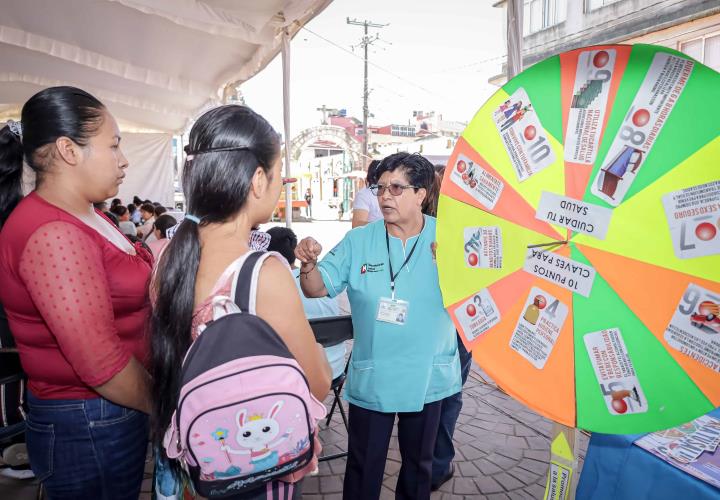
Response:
[318,215,461,413]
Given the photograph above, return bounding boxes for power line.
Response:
[300,25,498,123]
[301,25,446,100]
[427,54,507,75]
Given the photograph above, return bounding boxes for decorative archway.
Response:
[287,125,361,165]
[287,125,362,214]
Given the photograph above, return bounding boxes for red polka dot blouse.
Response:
[0,192,153,399]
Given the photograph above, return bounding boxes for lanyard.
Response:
[385,225,422,300]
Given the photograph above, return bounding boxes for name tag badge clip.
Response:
[377,291,409,326]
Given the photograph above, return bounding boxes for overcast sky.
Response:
[241,0,505,137]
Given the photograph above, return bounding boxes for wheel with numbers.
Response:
[436,43,720,433]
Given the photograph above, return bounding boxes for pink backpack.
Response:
[163,252,326,498]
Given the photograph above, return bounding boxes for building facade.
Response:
[492,0,720,84]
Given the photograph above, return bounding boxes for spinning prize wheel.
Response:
[436,44,720,433]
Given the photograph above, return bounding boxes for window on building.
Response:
[523,0,567,36]
[390,125,416,137]
[706,35,720,69]
[680,33,720,71]
[681,38,703,61]
[586,0,622,12]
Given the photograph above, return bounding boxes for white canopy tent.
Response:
[116,133,175,206]
[0,0,331,213]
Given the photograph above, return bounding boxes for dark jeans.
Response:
[343,401,442,500]
[25,391,149,500]
[432,334,472,482]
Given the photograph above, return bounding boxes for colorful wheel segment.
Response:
[436,44,720,434]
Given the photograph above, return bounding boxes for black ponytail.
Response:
[150,105,280,468]
[0,126,24,227]
[150,219,200,458]
[0,86,105,227]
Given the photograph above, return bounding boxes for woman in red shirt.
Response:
[0,86,152,499]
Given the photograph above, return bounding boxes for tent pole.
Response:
[175,134,184,210]
[282,28,292,228]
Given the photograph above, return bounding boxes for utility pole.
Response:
[346,17,387,170]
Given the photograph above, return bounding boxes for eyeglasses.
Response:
[370,183,418,196]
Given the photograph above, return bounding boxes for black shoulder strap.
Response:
[233,251,264,313]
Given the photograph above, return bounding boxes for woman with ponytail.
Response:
[0,87,152,499]
[151,105,331,499]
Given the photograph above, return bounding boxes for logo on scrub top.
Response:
[359,263,384,275]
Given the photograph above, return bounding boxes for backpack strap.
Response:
[230,251,265,314]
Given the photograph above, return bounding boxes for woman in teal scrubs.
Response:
[296,152,461,500]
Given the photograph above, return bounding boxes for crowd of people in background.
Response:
[93,196,177,249]
[89,196,177,255]
[0,86,467,500]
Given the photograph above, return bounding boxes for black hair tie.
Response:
[185,146,263,168]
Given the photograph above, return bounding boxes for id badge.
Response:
[377,297,409,326]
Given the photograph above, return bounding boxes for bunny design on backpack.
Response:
[188,393,315,485]
[222,401,293,471]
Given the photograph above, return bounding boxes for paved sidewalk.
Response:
[296,362,588,500]
[135,362,588,499]
[0,361,588,500]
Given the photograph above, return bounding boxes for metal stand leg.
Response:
[336,387,349,431]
